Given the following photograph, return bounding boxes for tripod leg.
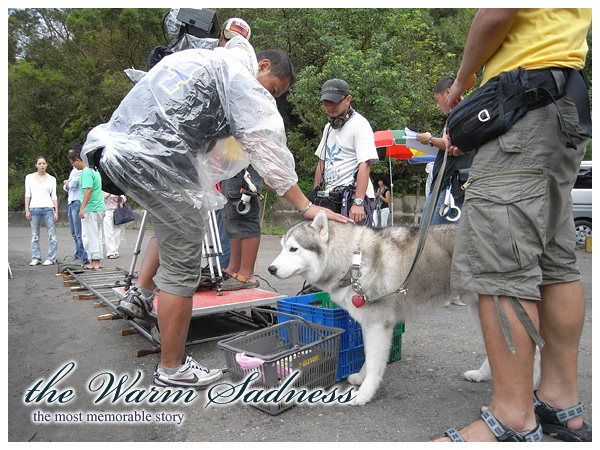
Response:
[125,210,149,290]
[205,210,224,295]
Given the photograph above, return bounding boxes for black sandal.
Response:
[444,409,543,442]
[533,391,592,442]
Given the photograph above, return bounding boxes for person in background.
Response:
[373,177,391,227]
[103,192,126,259]
[69,149,105,270]
[417,76,475,225]
[24,156,58,266]
[220,165,262,290]
[216,21,265,290]
[64,143,88,265]
[312,78,378,225]
[218,17,251,46]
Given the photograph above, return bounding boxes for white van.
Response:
[572,161,592,246]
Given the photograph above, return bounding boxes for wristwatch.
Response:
[353,198,364,206]
[427,135,434,146]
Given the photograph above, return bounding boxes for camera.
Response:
[148,8,220,69]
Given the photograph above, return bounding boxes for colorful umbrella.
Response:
[374,129,436,225]
[374,130,413,159]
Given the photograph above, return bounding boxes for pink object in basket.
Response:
[235,353,265,370]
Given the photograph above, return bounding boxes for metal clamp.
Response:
[439,186,461,222]
[478,109,491,122]
[234,191,253,215]
[234,169,259,215]
[350,251,365,296]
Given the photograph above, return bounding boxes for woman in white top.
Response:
[24,156,59,265]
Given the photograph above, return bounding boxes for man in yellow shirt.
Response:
[438,9,591,442]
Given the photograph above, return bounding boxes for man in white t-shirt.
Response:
[313,78,378,224]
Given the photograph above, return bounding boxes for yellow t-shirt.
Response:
[483,8,591,83]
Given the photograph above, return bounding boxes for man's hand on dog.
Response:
[304,205,354,224]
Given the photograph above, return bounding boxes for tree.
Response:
[8,8,167,207]
[8,8,590,211]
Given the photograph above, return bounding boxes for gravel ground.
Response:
[7,224,592,443]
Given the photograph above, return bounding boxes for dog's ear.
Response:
[310,209,329,242]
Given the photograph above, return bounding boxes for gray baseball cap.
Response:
[320,78,350,102]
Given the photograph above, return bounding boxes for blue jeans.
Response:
[30,207,58,262]
[68,200,88,262]
[421,188,463,225]
[373,207,390,227]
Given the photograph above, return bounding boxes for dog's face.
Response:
[268,210,329,282]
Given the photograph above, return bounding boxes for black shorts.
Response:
[220,166,263,239]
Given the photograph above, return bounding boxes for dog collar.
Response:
[351,251,362,284]
[338,268,352,288]
[338,250,362,289]
[350,251,367,307]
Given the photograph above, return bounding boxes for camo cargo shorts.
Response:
[151,212,208,299]
[451,95,589,300]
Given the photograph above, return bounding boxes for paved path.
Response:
[7,224,592,442]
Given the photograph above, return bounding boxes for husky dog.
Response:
[268,210,476,405]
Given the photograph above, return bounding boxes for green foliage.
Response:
[7,167,27,210]
[585,140,593,160]
[261,226,288,236]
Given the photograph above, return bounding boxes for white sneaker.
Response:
[42,259,55,266]
[153,356,222,389]
[29,259,41,266]
[117,286,156,322]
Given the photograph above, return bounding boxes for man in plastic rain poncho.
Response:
[82,36,350,389]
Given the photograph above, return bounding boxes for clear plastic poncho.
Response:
[82,38,297,236]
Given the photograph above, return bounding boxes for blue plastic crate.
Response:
[277,293,362,350]
[276,293,403,381]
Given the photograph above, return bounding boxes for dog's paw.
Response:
[347,373,364,386]
[347,382,376,406]
[463,369,489,382]
[348,391,372,406]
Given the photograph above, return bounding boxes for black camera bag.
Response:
[446,68,538,153]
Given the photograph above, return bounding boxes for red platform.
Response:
[115,287,283,317]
